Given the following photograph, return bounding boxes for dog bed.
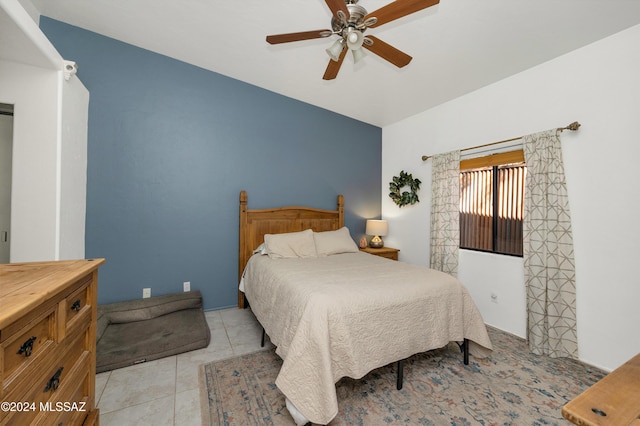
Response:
[96,290,211,373]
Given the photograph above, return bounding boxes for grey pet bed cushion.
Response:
[96,290,211,373]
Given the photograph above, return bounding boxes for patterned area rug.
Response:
[199,327,605,425]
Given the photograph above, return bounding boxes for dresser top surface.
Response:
[0,258,105,329]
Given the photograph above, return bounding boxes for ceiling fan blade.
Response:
[266,29,332,44]
[325,0,350,22]
[365,0,439,28]
[323,46,347,80]
[362,35,412,68]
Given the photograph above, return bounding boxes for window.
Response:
[459,150,525,256]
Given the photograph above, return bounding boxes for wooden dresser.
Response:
[562,352,640,426]
[0,259,104,426]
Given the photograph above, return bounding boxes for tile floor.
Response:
[95,307,271,425]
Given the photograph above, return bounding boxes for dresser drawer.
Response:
[64,275,93,334]
[1,330,88,425]
[37,351,91,426]
[1,306,57,399]
[0,259,103,426]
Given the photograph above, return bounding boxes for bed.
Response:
[237,190,493,425]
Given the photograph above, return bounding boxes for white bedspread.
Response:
[242,252,492,425]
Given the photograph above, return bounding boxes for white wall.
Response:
[58,74,89,260]
[0,0,89,262]
[0,61,89,262]
[0,59,60,261]
[382,24,640,372]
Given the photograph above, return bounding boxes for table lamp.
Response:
[366,220,388,248]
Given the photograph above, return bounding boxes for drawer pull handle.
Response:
[591,408,607,417]
[71,299,82,312]
[44,367,64,392]
[17,336,37,357]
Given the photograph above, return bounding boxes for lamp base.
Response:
[369,235,384,248]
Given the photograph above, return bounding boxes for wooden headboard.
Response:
[238,190,344,308]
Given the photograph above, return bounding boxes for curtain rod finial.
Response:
[422,155,430,161]
[565,121,581,131]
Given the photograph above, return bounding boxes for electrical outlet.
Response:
[183,281,190,292]
[143,288,151,298]
[490,292,498,304]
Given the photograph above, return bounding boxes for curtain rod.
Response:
[421,121,581,161]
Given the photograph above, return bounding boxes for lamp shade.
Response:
[366,220,388,237]
[352,47,366,63]
[326,39,345,62]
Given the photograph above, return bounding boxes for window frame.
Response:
[459,149,525,257]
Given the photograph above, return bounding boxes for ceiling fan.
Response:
[266,0,440,80]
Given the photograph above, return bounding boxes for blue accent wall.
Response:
[40,17,382,310]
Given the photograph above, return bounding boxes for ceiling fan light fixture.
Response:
[345,27,364,50]
[326,38,345,62]
[352,47,366,63]
[265,0,441,79]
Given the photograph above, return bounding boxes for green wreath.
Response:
[389,170,421,207]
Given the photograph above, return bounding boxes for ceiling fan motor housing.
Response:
[331,3,368,34]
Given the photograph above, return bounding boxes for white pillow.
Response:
[314,227,359,256]
[264,229,318,259]
[253,243,268,255]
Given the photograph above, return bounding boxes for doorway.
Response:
[0,103,13,263]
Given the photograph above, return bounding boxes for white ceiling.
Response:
[14,0,640,126]
[0,0,62,70]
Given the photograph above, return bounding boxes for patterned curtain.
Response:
[523,129,578,359]
[430,150,461,275]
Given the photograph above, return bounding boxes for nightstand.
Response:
[359,246,400,261]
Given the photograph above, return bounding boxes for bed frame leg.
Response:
[396,359,404,390]
[456,339,470,365]
[261,327,265,347]
[462,338,469,365]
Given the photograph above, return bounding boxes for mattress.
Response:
[242,252,492,424]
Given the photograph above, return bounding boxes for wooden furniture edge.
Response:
[359,246,399,260]
[562,352,640,425]
[0,259,105,330]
